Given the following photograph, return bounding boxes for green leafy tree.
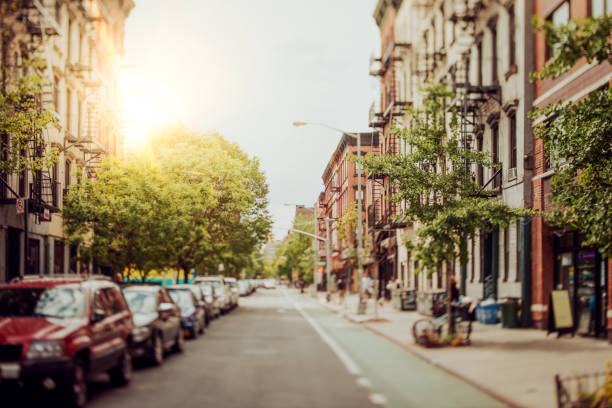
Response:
[0,55,58,178]
[364,83,529,333]
[276,214,315,283]
[145,125,272,280]
[532,14,612,257]
[63,158,169,280]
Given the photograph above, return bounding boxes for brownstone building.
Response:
[317,132,379,292]
[531,0,611,339]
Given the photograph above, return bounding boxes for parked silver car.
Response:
[194,276,232,314]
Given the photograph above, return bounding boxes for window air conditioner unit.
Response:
[506,167,517,181]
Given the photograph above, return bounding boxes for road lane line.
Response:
[285,291,361,376]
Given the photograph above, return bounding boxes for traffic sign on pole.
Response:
[16,198,24,214]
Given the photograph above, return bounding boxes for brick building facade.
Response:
[531,0,611,340]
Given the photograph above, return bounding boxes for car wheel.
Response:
[109,351,132,386]
[65,359,87,408]
[151,333,164,366]
[199,317,205,334]
[173,329,184,353]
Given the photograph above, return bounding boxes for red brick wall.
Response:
[532,0,612,331]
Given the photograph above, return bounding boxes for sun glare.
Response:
[118,70,184,151]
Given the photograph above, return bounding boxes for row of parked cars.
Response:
[0,274,248,407]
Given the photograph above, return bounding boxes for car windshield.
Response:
[168,290,193,309]
[124,291,157,314]
[0,287,85,318]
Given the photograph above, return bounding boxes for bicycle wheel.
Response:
[412,319,435,345]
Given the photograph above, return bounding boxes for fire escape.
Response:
[449,0,502,196]
[18,0,63,217]
[368,37,411,230]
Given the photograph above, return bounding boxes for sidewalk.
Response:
[315,291,611,408]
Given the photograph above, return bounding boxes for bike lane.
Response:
[286,290,507,408]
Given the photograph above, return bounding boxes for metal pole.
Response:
[356,133,365,314]
[325,218,332,302]
[23,198,28,278]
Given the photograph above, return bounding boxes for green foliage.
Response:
[63,125,272,278]
[63,158,168,279]
[0,57,58,176]
[276,214,315,283]
[363,83,529,274]
[532,15,612,257]
[532,14,612,81]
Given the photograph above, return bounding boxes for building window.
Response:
[77,97,82,138]
[470,238,475,283]
[65,160,71,190]
[66,88,72,134]
[67,17,72,63]
[477,39,483,86]
[479,234,484,282]
[590,0,612,17]
[53,76,60,114]
[503,227,509,282]
[476,136,484,186]
[19,150,27,197]
[509,113,517,170]
[440,4,446,49]
[546,2,570,60]
[52,162,58,207]
[489,18,498,84]
[492,124,500,188]
[515,220,521,282]
[508,3,516,67]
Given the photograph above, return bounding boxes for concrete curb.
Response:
[317,296,524,408]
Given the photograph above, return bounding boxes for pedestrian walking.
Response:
[337,277,346,304]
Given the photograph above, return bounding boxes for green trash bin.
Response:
[500,299,519,328]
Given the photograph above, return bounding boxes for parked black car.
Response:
[122,285,184,365]
[167,286,206,339]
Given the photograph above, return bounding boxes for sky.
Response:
[122,0,380,239]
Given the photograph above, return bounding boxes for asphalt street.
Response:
[6,288,507,408]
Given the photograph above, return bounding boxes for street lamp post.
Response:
[293,121,366,314]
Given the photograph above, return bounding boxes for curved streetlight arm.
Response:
[290,229,326,242]
[292,121,360,139]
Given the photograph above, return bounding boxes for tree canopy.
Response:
[63,125,272,280]
[276,214,315,283]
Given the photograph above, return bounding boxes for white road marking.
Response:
[356,377,371,388]
[285,291,361,376]
[369,393,387,405]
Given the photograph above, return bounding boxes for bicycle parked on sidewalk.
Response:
[412,302,474,346]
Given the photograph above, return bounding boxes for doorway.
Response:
[6,228,20,281]
[554,232,608,338]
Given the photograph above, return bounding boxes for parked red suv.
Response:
[0,275,134,407]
